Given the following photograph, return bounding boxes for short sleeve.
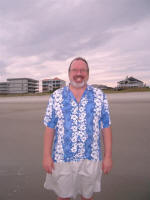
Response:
[44,95,56,128]
[101,93,111,128]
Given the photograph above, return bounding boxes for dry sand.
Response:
[0,92,150,200]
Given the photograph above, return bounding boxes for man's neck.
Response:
[69,84,87,103]
[69,83,87,93]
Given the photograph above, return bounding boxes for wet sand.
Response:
[0,92,150,200]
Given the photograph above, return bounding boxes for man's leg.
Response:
[57,197,71,200]
[81,196,93,200]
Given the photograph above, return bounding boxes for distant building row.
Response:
[0,78,66,94]
[0,76,147,94]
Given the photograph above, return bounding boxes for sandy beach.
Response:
[0,92,150,200]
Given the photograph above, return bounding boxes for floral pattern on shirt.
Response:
[44,85,111,163]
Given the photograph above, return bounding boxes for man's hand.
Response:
[43,156,54,174]
[102,157,112,174]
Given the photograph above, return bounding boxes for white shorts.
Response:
[44,159,102,199]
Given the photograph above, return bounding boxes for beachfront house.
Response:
[42,77,66,92]
[117,76,144,89]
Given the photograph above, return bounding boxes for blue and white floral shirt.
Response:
[44,85,111,163]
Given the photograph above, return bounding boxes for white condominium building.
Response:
[0,78,39,94]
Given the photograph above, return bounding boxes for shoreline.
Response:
[0,91,150,103]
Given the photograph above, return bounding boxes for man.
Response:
[43,57,112,200]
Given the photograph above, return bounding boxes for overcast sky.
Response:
[0,0,150,87]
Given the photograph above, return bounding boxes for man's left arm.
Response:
[102,126,112,174]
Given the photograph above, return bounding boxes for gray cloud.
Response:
[0,0,150,86]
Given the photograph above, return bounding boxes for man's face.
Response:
[69,60,89,88]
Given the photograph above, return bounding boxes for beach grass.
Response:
[103,87,150,93]
[0,87,150,97]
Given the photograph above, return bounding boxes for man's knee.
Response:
[81,196,93,200]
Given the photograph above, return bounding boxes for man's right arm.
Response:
[43,127,55,173]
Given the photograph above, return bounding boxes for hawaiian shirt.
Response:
[44,85,111,163]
